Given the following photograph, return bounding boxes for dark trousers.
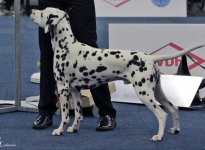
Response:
[5,0,13,10]
[4,0,24,10]
[38,0,116,118]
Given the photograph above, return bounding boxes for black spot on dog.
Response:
[96,78,101,81]
[79,66,87,72]
[142,91,146,95]
[56,55,60,59]
[141,78,146,83]
[138,82,142,87]
[72,73,75,77]
[131,71,135,77]
[152,87,155,91]
[92,51,97,56]
[66,61,69,67]
[116,71,120,74]
[92,76,96,79]
[78,51,82,56]
[116,55,120,59]
[98,56,102,61]
[83,78,90,83]
[104,53,108,57]
[46,14,58,26]
[133,55,139,61]
[130,52,137,55]
[89,70,95,75]
[73,60,78,68]
[83,51,89,59]
[110,51,121,55]
[75,86,81,92]
[83,72,88,76]
[66,103,68,108]
[150,75,154,82]
[96,66,107,72]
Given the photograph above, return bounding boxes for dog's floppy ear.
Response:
[44,14,59,33]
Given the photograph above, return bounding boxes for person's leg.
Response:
[66,0,116,130]
[33,0,65,129]
[5,0,13,10]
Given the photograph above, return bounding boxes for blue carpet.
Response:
[0,16,205,149]
[0,103,205,150]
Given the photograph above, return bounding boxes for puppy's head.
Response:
[30,7,68,33]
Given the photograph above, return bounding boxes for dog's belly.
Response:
[69,74,118,90]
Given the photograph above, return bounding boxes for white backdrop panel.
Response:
[94,0,187,17]
[111,75,202,107]
[109,24,205,102]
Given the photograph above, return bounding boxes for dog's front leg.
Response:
[52,86,70,136]
[67,88,83,133]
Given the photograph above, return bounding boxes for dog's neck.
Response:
[51,17,78,52]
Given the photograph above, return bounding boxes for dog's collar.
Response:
[56,14,68,26]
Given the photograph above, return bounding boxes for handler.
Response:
[32,0,116,131]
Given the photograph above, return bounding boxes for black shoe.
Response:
[96,115,116,131]
[32,115,53,130]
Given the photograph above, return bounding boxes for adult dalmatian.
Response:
[30,7,204,141]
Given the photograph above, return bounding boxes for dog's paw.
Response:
[169,128,180,134]
[67,126,78,133]
[52,128,63,136]
[151,135,163,141]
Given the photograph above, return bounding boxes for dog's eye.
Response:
[41,12,43,17]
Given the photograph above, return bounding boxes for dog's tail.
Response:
[151,44,205,63]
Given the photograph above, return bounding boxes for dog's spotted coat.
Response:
[30,7,204,141]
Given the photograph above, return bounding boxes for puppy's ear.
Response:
[44,14,59,33]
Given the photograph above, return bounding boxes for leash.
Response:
[53,0,80,27]
[67,0,79,13]
[185,54,205,70]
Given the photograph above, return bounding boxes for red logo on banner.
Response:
[103,0,130,7]
[150,42,205,70]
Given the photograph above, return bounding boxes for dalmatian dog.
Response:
[30,7,204,141]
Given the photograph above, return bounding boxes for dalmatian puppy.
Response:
[30,7,204,141]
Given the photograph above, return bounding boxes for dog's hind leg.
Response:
[134,86,167,141]
[67,88,83,133]
[52,86,70,136]
[154,80,180,135]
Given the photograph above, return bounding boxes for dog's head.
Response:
[30,7,69,33]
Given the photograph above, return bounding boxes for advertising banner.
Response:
[94,0,187,17]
